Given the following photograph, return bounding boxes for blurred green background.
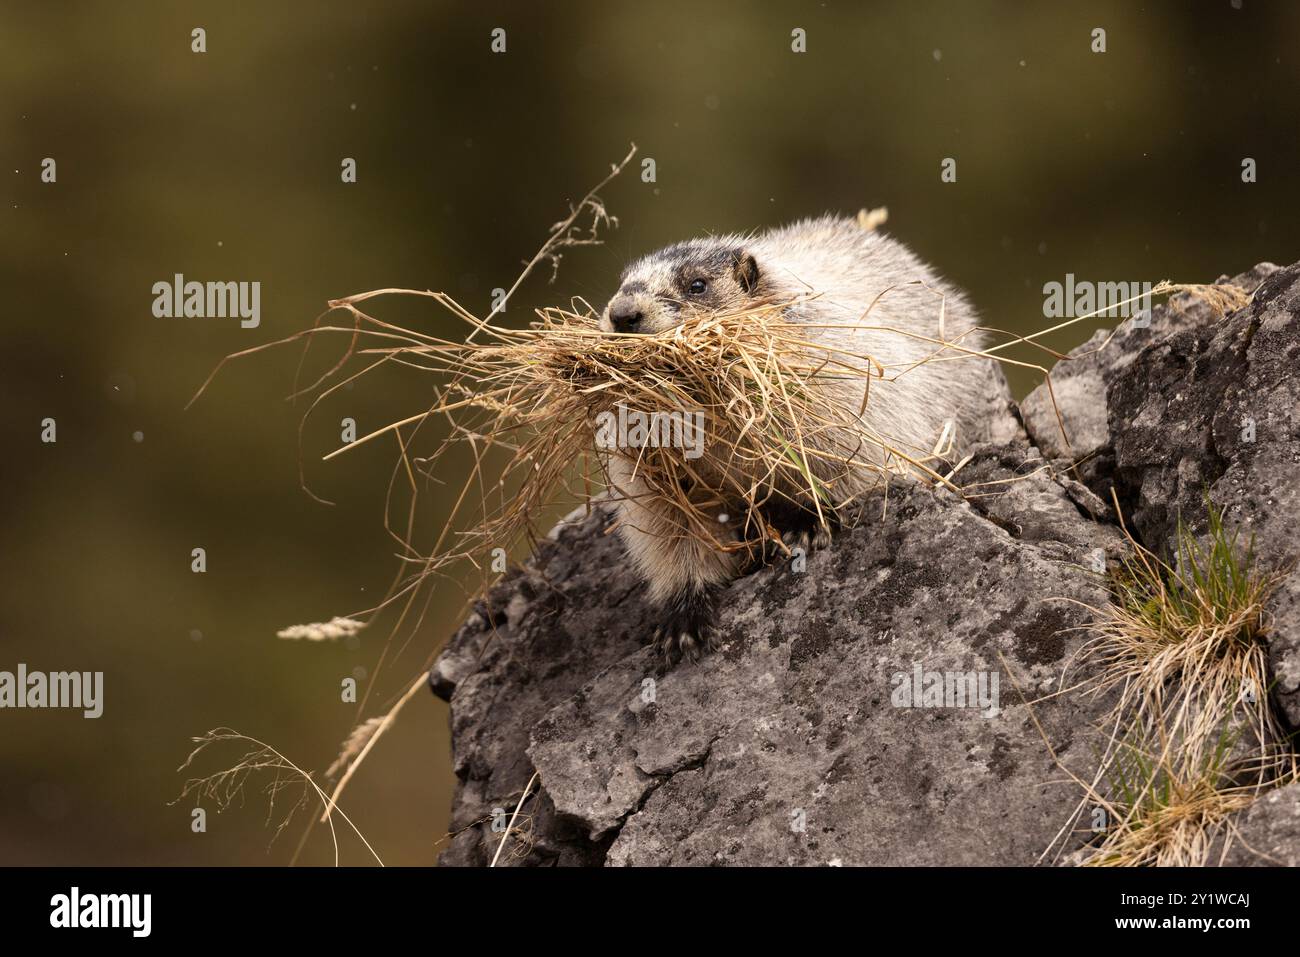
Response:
[2,1,1297,865]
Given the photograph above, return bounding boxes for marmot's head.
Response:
[600,239,760,334]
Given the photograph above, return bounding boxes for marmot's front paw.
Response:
[651,586,719,669]
[755,508,835,564]
[779,509,834,556]
[652,618,717,669]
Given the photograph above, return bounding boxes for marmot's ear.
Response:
[731,250,759,294]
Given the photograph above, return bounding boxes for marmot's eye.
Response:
[688,278,708,296]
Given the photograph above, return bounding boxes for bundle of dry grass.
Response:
[334,289,973,579]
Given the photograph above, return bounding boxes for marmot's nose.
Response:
[608,301,644,333]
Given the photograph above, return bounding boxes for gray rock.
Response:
[1032,261,1300,860]
[1021,334,1112,464]
[1214,781,1300,866]
[434,456,1123,865]
[969,354,1029,448]
[1103,263,1300,726]
[1022,263,1300,728]
[431,505,642,866]
[1020,264,1279,488]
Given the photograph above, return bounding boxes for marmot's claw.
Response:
[651,589,719,669]
[652,622,717,669]
[781,517,834,554]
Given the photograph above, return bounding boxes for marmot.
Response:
[599,214,993,666]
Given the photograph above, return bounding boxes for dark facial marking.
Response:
[618,242,760,319]
[672,263,720,308]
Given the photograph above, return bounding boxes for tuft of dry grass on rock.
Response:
[1084,504,1284,763]
[1052,499,1296,866]
[1086,724,1263,867]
